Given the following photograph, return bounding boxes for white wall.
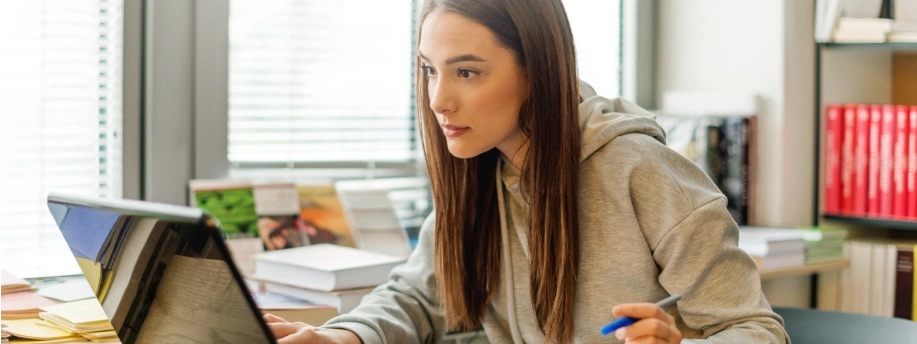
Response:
[656,0,817,306]
[656,0,815,228]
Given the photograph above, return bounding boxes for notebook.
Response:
[47,193,276,343]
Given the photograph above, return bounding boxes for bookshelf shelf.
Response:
[824,214,917,231]
[820,42,917,51]
[759,259,848,281]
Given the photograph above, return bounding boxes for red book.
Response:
[841,104,857,214]
[853,104,870,215]
[868,104,882,215]
[895,105,911,217]
[880,104,896,217]
[825,104,843,214]
[910,105,917,218]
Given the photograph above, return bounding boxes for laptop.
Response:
[47,193,276,344]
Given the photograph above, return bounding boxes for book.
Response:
[894,105,911,217]
[335,180,413,258]
[869,104,882,215]
[751,253,806,270]
[854,104,870,215]
[252,291,339,325]
[737,227,806,257]
[841,104,856,213]
[831,17,893,43]
[262,282,374,314]
[253,244,405,292]
[908,106,917,218]
[253,183,311,251]
[825,104,843,214]
[297,184,356,248]
[880,104,895,216]
[190,179,259,236]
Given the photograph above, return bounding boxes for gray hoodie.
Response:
[324,94,789,344]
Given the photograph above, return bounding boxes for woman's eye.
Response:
[421,65,436,77]
[458,69,477,79]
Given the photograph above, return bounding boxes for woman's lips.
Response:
[441,124,470,138]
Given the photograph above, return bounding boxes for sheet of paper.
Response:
[39,299,109,324]
[37,279,95,302]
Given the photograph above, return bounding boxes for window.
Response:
[565,0,622,97]
[0,0,123,278]
[227,0,416,180]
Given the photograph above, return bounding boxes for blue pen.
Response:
[600,294,682,336]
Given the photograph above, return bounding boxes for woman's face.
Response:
[418,10,529,161]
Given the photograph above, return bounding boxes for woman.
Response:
[266,0,789,343]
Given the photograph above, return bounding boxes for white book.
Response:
[737,227,806,257]
[335,180,413,258]
[751,252,806,270]
[253,244,405,292]
[263,282,374,313]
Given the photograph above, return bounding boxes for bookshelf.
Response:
[814,42,917,230]
[813,40,917,315]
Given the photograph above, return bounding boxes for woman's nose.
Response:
[428,79,455,115]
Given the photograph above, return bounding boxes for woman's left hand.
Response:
[610,302,683,343]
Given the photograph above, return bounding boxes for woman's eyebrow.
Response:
[418,51,487,64]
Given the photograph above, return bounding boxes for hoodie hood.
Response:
[578,93,666,162]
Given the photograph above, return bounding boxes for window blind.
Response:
[0,0,123,278]
[227,0,415,174]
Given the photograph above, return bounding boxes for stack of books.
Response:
[739,226,848,268]
[794,226,848,263]
[252,243,405,313]
[737,226,806,270]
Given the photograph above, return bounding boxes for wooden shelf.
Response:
[760,259,848,281]
[820,42,917,51]
[824,214,917,231]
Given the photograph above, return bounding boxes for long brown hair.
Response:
[416,0,581,342]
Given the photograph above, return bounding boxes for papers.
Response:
[2,319,81,341]
[36,279,95,303]
[39,299,113,333]
[1,292,57,318]
[1,270,33,294]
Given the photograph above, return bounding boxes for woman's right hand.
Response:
[264,314,363,344]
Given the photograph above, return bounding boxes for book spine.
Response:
[914,244,917,322]
[841,104,857,214]
[895,105,911,218]
[869,105,882,215]
[826,104,843,215]
[854,104,871,215]
[911,106,917,218]
[881,105,896,217]
[721,117,749,225]
[895,247,914,320]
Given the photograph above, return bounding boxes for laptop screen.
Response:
[47,193,275,344]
